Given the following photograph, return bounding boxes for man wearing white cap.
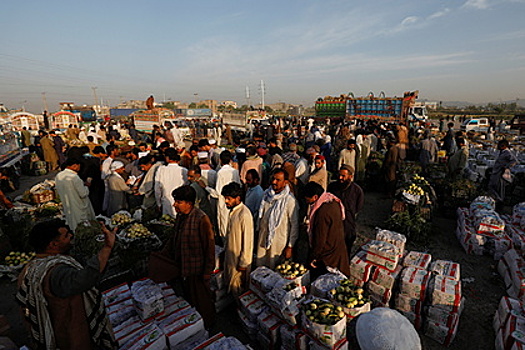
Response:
[197,152,215,187]
[208,139,221,169]
[106,161,131,216]
[349,308,421,350]
[155,148,188,217]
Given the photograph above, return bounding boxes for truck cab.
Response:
[408,106,428,121]
[460,118,489,133]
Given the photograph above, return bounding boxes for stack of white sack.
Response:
[493,296,525,350]
[424,261,464,347]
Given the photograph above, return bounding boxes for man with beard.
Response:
[17,219,117,350]
[187,166,213,220]
[304,181,350,280]
[255,168,299,269]
[327,165,364,259]
[221,182,254,297]
[308,155,328,190]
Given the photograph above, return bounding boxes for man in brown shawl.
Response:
[39,130,59,171]
[303,181,350,280]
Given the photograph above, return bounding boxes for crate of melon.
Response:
[301,299,347,348]
[327,278,372,321]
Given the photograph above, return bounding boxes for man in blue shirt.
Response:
[244,169,264,219]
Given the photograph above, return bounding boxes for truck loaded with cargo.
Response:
[315,90,428,123]
[0,121,27,191]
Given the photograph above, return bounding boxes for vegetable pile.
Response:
[4,251,35,266]
[328,279,370,309]
[304,300,345,325]
[111,212,133,227]
[276,261,308,279]
[123,223,153,239]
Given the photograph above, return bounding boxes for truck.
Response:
[0,119,27,191]
[315,90,427,123]
[131,108,175,132]
[50,111,80,130]
[221,111,270,131]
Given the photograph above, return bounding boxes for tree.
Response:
[188,102,197,109]
[163,102,177,109]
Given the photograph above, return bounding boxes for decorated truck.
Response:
[50,111,80,130]
[131,108,175,132]
[315,90,427,123]
[0,120,27,190]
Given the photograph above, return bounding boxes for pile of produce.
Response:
[328,279,370,309]
[404,183,425,197]
[122,223,154,239]
[275,261,308,279]
[4,251,35,267]
[34,202,62,218]
[111,212,133,227]
[303,300,345,325]
[159,214,176,225]
[385,210,431,241]
[73,220,105,258]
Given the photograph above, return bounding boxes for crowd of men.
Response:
[14,116,517,349]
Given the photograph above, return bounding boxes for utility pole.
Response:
[245,86,251,108]
[260,80,265,110]
[91,87,99,115]
[41,92,49,113]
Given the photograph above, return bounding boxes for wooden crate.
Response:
[392,200,407,213]
[31,190,55,204]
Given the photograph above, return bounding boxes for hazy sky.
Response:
[1,0,524,113]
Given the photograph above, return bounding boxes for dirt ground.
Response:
[0,173,504,349]
[354,190,504,350]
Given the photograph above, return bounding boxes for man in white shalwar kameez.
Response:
[101,145,117,213]
[55,158,95,231]
[154,148,187,217]
[214,151,240,238]
[256,168,299,269]
[221,182,253,297]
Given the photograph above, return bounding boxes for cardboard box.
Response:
[398,310,422,330]
[430,260,461,281]
[399,267,430,302]
[280,324,310,350]
[119,323,166,350]
[370,264,402,290]
[102,282,131,306]
[430,275,462,309]
[426,305,460,328]
[424,318,459,347]
[349,251,374,282]
[159,311,205,349]
[403,251,432,270]
[376,229,406,257]
[395,294,423,315]
[367,280,392,305]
